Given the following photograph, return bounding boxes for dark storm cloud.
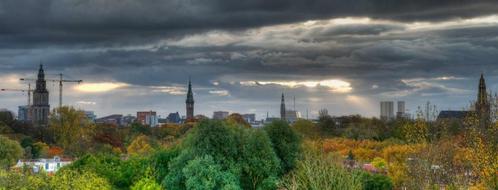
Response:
[1,0,498,118]
[1,0,498,47]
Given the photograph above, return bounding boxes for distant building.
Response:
[96,114,123,126]
[213,111,229,120]
[166,112,181,123]
[265,117,280,123]
[242,114,256,123]
[380,101,394,120]
[31,65,50,127]
[280,93,286,120]
[84,111,97,123]
[396,101,405,118]
[122,115,136,126]
[137,111,158,127]
[18,106,30,121]
[437,111,471,121]
[13,156,72,174]
[285,110,301,123]
[186,78,195,121]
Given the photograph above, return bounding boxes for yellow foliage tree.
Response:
[127,135,154,156]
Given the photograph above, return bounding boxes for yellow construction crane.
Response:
[20,74,83,108]
[1,84,33,106]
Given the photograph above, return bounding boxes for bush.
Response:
[361,173,393,190]
[281,149,364,190]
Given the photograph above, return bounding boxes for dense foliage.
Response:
[0,105,496,189]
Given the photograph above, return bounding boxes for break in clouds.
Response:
[1,0,498,118]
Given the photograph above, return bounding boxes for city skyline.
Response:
[1,1,498,119]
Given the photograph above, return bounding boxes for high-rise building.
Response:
[396,101,405,118]
[213,111,229,120]
[31,65,50,127]
[18,106,30,122]
[280,93,286,120]
[186,78,194,121]
[380,101,394,120]
[476,74,490,127]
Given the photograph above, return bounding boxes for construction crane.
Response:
[20,74,83,108]
[0,84,33,106]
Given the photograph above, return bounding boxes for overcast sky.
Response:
[1,0,498,119]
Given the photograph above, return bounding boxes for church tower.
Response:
[31,65,50,127]
[280,93,286,121]
[186,78,194,121]
[476,74,490,127]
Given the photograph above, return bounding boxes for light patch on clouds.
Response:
[76,101,96,105]
[388,77,472,97]
[209,90,230,96]
[151,86,186,95]
[74,82,128,93]
[240,79,352,93]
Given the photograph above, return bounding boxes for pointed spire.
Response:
[280,93,286,120]
[186,77,194,103]
[478,73,487,105]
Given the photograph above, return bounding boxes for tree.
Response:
[49,106,92,154]
[225,113,251,128]
[165,120,284,190]
[0,135,23,169]
[291,119,320,139]
[263,120,300,174]
[131,177,162,190]
[240,129,280,189]
[31,142,49,158]
[182,155,240,190]
[127,135,155,156]
[47,146,64,157]
[49,170,112,190]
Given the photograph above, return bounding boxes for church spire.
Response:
[280,93,286,120]
[186,77,194,120]
[476,73,490,128]
[478,73,487,105]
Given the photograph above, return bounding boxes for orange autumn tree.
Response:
[48,146,64,157]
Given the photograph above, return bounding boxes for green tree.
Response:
[31,142,49,158]
[0,135,23,169]
[263,120,300,174]
[182,155,240,190]
[240,129,280,189]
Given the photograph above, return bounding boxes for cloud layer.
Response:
[1,1,497,119]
